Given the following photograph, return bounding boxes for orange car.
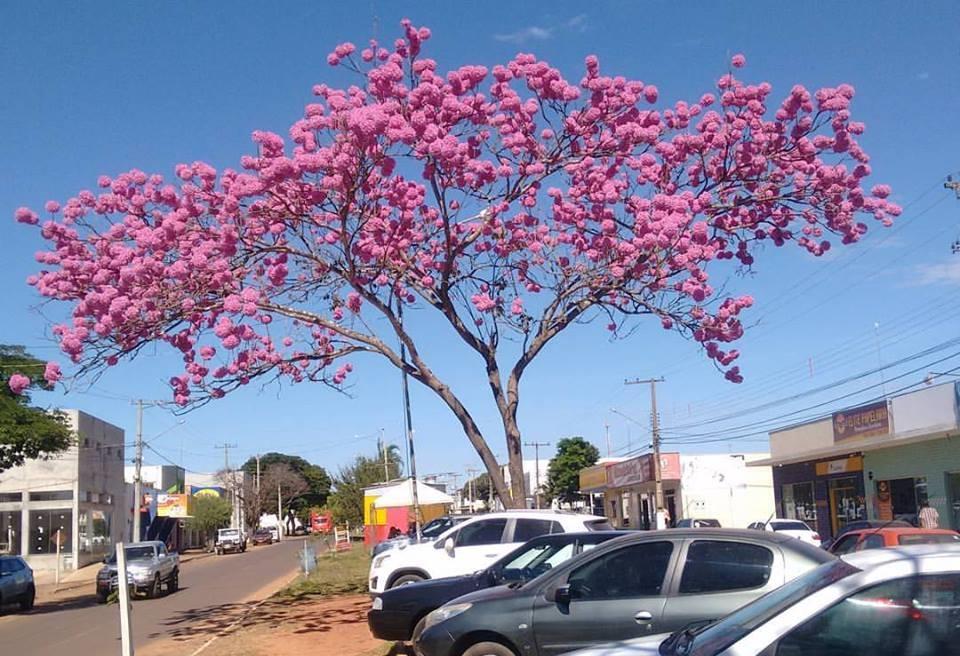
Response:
[828,526,960,555]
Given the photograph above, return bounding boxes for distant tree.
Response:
[461,472,494,506]
[241,452,332,514]
[0,345,72,472]
[328,447,403,526]
[546,437,600,504]
[187,494,232,540]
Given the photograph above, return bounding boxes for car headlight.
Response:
[423,603,472,631]
[373,554,390,569]
[372,597,383,611]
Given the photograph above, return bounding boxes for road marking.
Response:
[187,569,301,656]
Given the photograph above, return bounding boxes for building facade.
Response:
[755,381,960,540]
[0,410,126,570]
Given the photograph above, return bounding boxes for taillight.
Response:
[812,533,821,541]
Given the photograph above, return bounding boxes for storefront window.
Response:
[828,476,866,534]
[782,482,817,523]
[879,477,928,526]
[78,510,111,555]
[31,510,72,554]
[0,510,21,555]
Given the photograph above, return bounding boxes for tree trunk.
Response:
[505,425,526,508]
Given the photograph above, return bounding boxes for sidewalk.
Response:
[33,549,214,604]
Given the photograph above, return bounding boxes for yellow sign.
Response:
[157,493,193,518]
[579,464,608,493]
[815,456,863,476]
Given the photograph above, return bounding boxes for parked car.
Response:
[818,519,912,550]
[369,510,610,593]
[414,528,833,656]
[266,525,280,542]
[96,541,179,602]
[828,526,960,554]
[215,527,247,555]
[251,528,274,546]
[372,515,472,557]
[568,544,960,655]
[0,555,35,612]
[675,518,721,528]
[748,519,820,546]
[369,531,628,643]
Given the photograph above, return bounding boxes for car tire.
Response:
[19,585,35,611]
[147,573,161,599]
[390,574,425,588]
[167,570,179,593]
[462,641,515,656]
[96,589,109,604]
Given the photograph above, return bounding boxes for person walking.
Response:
[918,501,940,528]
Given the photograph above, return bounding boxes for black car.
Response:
[368,531,627,643]
[415,528,835,656]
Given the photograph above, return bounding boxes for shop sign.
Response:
[607,453,682,488]
[157,493,193,518]
[833,401,890,442]
[190,485,225,498]
[815,456,863,476]
[579,464,608,492]
[876,480,893,521]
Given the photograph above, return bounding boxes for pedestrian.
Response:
[918,501,940,529]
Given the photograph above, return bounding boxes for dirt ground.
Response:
[200,593,402,656]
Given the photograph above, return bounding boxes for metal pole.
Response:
[625,378,666,525]
[398,302,421,537]
[54,531,61,587]
[277,483,283,542]
[116,542,134,656]
[605,422,611,457]
[133,400,143,543]
[523,442,550,509]
[381,428,389,482]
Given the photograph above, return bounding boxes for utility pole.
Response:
[465,468,480,509]
[604,421,611,457]
[946,175,960,254]
[380,428,390,482]
[397,302,421,537]
[215,443,239,528]
[523,442,551,509]
[625,377,665,525]
[131,399,166,542]
[277,483,283,542]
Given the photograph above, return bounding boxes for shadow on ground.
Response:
[151,594,372,641]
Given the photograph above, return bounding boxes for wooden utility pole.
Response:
[523,442,550,508]
[625,377,665,522]
[215,443,239,528]
[131,399,166,542]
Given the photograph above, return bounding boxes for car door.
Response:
[2,558,27,597]
[532,540,677,656]
[660,539,778,634]
[434,518,508,578]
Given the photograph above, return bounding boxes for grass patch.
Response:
[278,545,370,599]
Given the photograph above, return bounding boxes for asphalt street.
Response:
[0,538,305,655]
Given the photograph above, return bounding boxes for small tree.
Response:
[19,21,901,505]
[329,448,403,525]
[546,437,600,505]
[0,345,72,472]
[188,494,232,547]
[461,472,494,508]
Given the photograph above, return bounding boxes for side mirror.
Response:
[553,584,572,605]
[444,537,455,555]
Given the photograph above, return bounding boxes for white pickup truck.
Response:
[96,541,179,601]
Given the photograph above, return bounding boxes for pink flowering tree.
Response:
[18,22,899,504]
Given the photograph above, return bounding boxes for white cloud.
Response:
[913,260,960,286]
[494,14,588,44]
[917,71,931,80]
[566,14,588,32]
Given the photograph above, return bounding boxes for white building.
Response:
[0,410,126,571]
[500,458,553,508]
[124,464,185,494]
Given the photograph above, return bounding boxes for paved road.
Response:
[0,539,305,655]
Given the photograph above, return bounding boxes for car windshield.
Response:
[498,542,574,581]
[221,529,239,537]
[421,518,452,538]
[664,559,860,656]
[770,520,809,531]
[107,545,155,563]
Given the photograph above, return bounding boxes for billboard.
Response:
[157,493,193,518]
[190,486,225,498]
[607,453,681,488]
[579,464,609,493]
[833,401,890,442]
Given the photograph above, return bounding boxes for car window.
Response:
[898,533,960,546]
[770,521,809,531]
[568,541,674,600]
[775,574,960,656]
[830,534,860,555]
[585,519,613,531]
[861,534,885,550]
[514,519,561,542]
[455,518,507,547]
[679,540,773,594]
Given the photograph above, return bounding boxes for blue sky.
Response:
[1,2,958,483]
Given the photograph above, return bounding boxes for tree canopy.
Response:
[0,345,73,472]
[546,436,600,504]
[328,446,403,525]
[240,452,331,509]
[187,493,232,534]
[19,21,900,505]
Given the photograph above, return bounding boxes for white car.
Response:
[567,544,960,656]
[368,510,610,593]
[749,519,821,546]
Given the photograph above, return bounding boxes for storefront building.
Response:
[581,452,774,529]
[754,381,960,540]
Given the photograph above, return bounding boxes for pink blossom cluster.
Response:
[18,21,900,404]
[7,373,30,395]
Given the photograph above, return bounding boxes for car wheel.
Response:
[147,573,161,599]
[390,574,425,588]
[167,570,179,593]
[462,641,514,656]
[19,585,35,611]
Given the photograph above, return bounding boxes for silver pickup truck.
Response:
[95,541,179,602]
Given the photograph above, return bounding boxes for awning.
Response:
[373,478,454,508]
[749,426,959,468]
